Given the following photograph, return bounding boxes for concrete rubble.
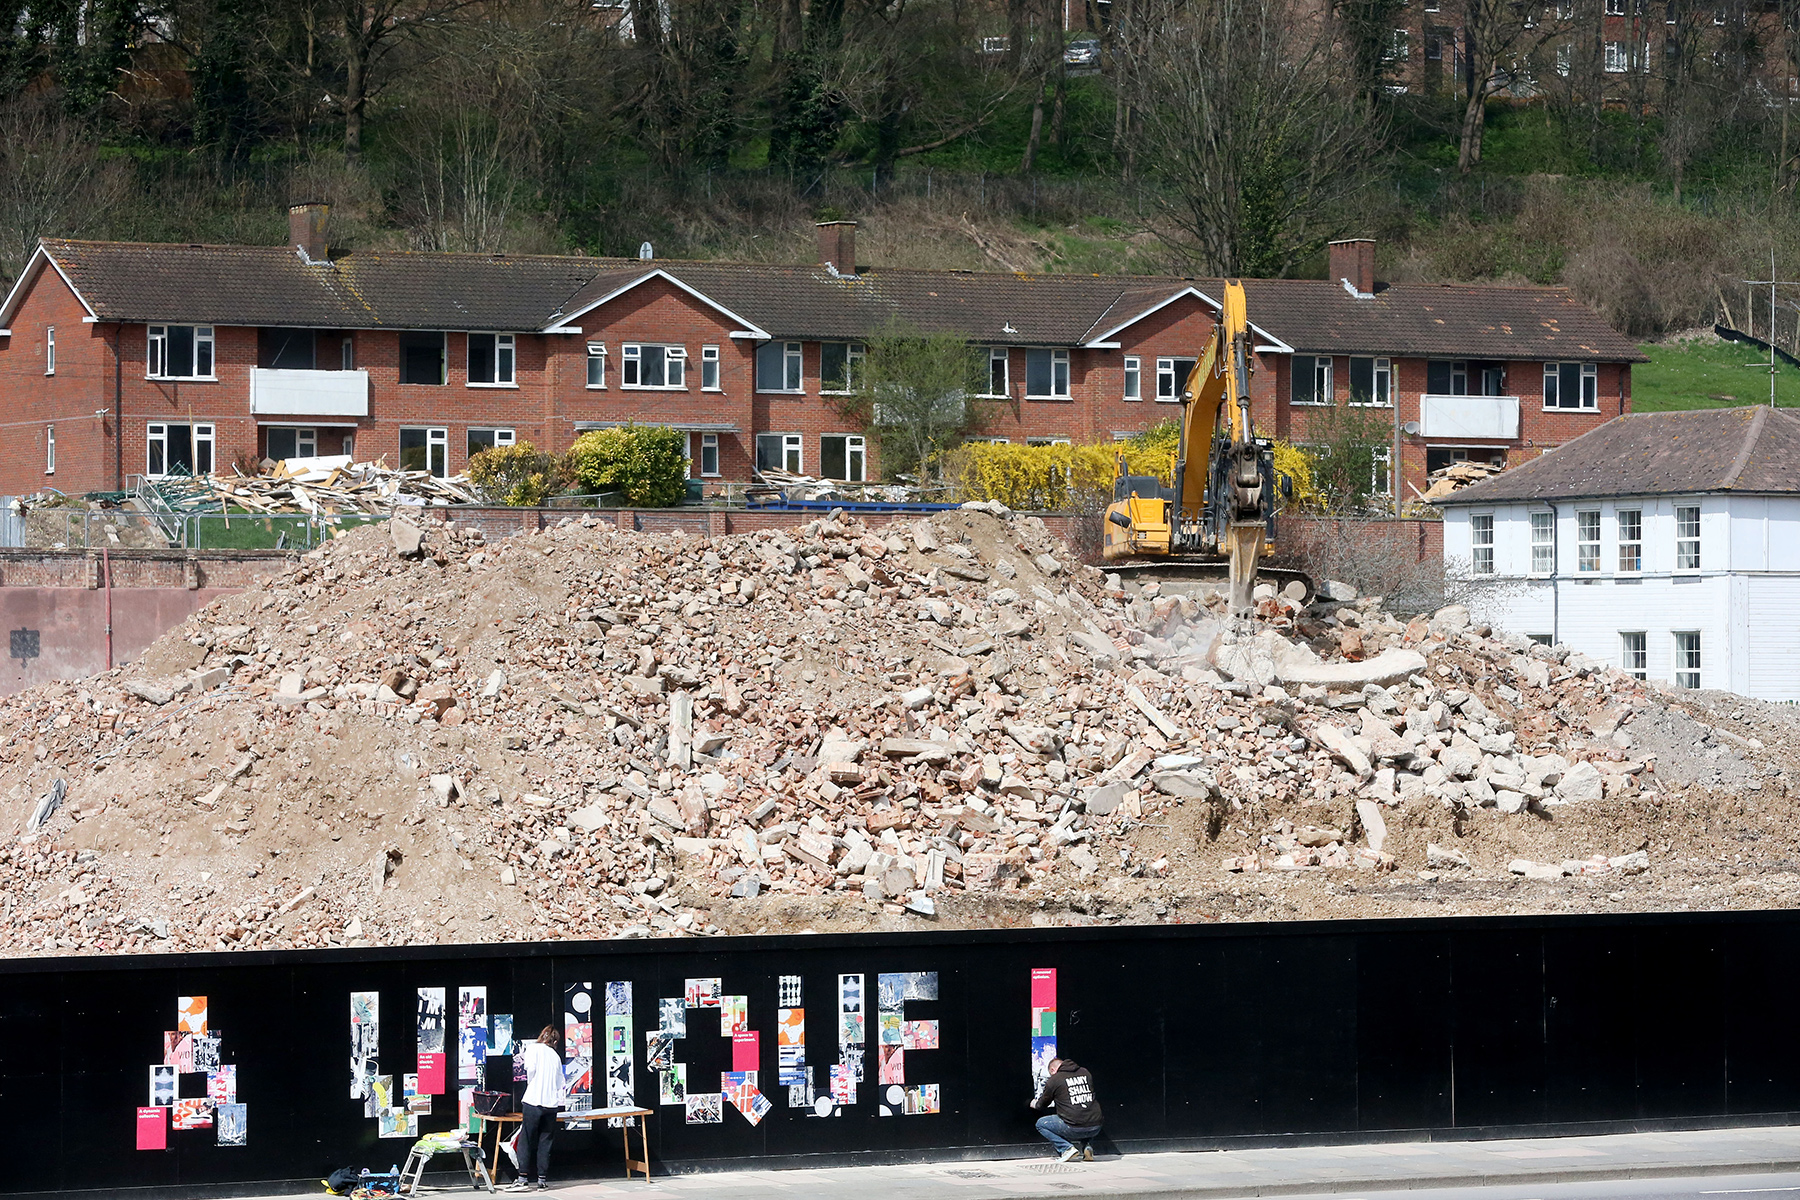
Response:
[1,503,1798,957]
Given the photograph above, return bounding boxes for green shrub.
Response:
[562,425,689,507]
[466,441,567,507]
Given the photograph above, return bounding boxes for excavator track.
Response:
[1104,560,1315,602]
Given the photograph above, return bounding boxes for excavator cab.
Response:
[1103,466,1175,560]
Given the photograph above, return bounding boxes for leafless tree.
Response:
[1132,0,1385,277]
[0,99,130,286]
[1455,0,1559,171]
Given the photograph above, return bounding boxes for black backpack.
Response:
[325,1168,362,1195]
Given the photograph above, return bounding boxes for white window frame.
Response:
[1576,509,1601,572]
[1123,355,1141,401]
[756,341,804,393]
[1291,355,1333,405]
[1529,510,1555,575]
[820,433,866,482]
[45,424,55,474]
[622,343,687,389]
[267,426,319,461]
[467,427,516,460]
[400,426,449,478]
[1621,631,1648,680]
[756,432,804,475]
[697,432,721,477]
[467,332,517,387]
[819,342,865,395]
[701,345,721,391]
[1603,40,1628,70]
[1372,446,1393,497]
[146,422,215,477]
[146,324,216,380]
[1673,631,1701,688]
[1675,503,1701,571]
[984,348,1011,398]
[1025,348,1071,399]
[342,336,355,371]
[1471,513,1495,574]
[45,326,55,375]
[1543,361,1599,410]
[1349,356,1392,406]
[586,342,607,389]
[1155,357,1197,403]
[1617,508,1642,573]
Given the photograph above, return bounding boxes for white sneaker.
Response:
[1059,1147,1081,1163]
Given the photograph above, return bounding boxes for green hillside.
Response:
[1632,339,1800,412]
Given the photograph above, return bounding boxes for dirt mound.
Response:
[4,506,1799,957]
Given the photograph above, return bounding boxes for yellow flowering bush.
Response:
[938,422,1182,511]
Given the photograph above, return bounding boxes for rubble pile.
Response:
[2,503,1798,957]
[202,455,475,516]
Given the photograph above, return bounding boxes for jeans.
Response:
[519,1103,558,1182]
[1036,1113,1102,1155]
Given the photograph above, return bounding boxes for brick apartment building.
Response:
[0,206,1642,501]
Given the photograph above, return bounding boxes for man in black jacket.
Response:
[1030,1058,1103,1162]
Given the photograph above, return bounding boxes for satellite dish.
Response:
[1402,420,1421,435]
[638,241,654,260]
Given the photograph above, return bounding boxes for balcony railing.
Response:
[249,368,370,417]
[1419,394,1519,440]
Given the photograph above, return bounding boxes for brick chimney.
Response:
[289,201,331,263]
[816,220,858,276]
[1329,238,1375,296]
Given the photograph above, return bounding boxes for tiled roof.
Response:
[1438,407,1800,504]
[21,237,1645,362]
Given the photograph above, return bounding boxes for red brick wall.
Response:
[0,266,116,494]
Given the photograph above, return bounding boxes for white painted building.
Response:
[1437,407,1800,701]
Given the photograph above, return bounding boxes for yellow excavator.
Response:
[1101,280,1298,612]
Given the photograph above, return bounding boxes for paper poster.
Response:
[732,1031,760,1073]
[685,978,721,1008]
[150,1064,175,1107]
[208,1065,237,1104]
[878,1044,904,1085]
[837,973,866,1093]
[136,1106,167,1151]
[403,1074,433,1115]
[779,975,803,1007]
[378,1107,414,1138]
[492,1015,514,1056]
[830,1064,855,1104]
[606,981,632,1016]
[216,1103,247,1146]
[1030,967,1058,1096]
[1030,968,1057,1010]
[646,1031,676,1071]
[350,991,379,1099]
[172,1098,213,1130]
[458,1086,476,1133]
[660,1063,687,1105]
[458,987,488,1085]
[876,971,937,1113]
[365,1074,394,1119]
[417,1052,445,1096]
[719,995,747,1036]
[164,1032,194,1074]
[178,996,208,1035]
[879,1012,903,1044]
[192,1033,221,1073]
[685,1092,722,1123]
[903,1021,940,1051]
[903,1084,940,1114]
[722,1071,766,1125]
[563,982,594,1129]
[658,998,686,1037]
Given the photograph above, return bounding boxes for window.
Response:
[1556,42,1573,75]
[623,343,686,388]
[1673,631,1701,688]
[1617,509,1642,572]
[756,341,803,392]
[342,336,355,371]
[1349,356,1392,405]
[44,424,55,473]
[1530,510,1555,573]
[1675,504,1700,569]
[45,326,54,375]
[1605,0,1625,13]
[399,332,446,385]
[1025,348,1071,398]
[1291,355,1332,404]
[1426,360,1468,395]
[1543,361,1598,410]
[467,333,516,386]
[1388,28,1410,59]
[1577,510,1600,571]
[260,328,316,369]
[147,325,215,379]
[1027,436,1073,446]
[400,427,448,478]
[821,434,867,482]
[586,342,606,388]
[702,345,721,391]
[1471,513,1495,574]
[985,348,1011,397]
[1528,633,1555,646]
[818,342,864,394]
[467,428,516,460]
[695,432,721,477]
[266,427,318,461]
[1604,40,1628,70]
[756,433,803,475]
[1123,356,1142,401]
[146,423,215,476]
[1156,356,1198,402]
[1621,632,1647,680]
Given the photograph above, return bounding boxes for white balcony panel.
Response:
[1420,394,1519,440]
[249,368,370,417]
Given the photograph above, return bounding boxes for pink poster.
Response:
[136,1107,167,1151]
[1030,968,1056,1010]
[731,1031,760,1073]
[417,1051,446,1095]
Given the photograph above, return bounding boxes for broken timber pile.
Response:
[0,501,1796,957]
[1418,460,1504,501]
[201,456,475,516]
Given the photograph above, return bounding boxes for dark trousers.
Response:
[519,1103,558,1182]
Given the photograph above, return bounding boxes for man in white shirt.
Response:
[509,1027,565,1191]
